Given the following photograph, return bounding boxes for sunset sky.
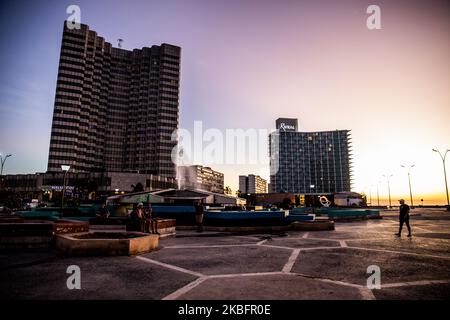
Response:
[0,0,449,204]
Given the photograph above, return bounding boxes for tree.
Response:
[224,186,232,195]
[360,193,368,207]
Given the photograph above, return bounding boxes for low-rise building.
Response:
[177,165,224,194]
[239,174,267,194]
[1,172,176,201]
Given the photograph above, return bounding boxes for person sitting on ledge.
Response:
[96,203,110,219]
[133,203,146,232]
[144,203,159,235]
[128,203,142,231]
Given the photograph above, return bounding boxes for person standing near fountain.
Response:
[96,203,110,219]
[195,201,204,232]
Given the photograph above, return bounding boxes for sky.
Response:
[0,0,449,204]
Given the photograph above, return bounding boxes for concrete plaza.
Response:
[1,208,449,300]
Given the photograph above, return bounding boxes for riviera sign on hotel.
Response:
[276,118,298,132]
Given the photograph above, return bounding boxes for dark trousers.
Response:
[399,215,411,235]
[195,214,204,232]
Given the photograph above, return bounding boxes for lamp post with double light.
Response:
[376,181,380,207]
[401,164,415,208]
[0,153,12,190]
[383,174,393,208]
[432,148,450,210]
[0,154,12,176]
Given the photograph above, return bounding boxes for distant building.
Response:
[177,165,224,194]
[253,192,298,207]
[2,172,176,200]
[47,22,181,178]
[269,118,352,194]
[239,174,267,194]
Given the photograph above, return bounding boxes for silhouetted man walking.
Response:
[194,201,204,233]
[395,199,411,237]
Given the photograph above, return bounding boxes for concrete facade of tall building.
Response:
[47,23,180,178]
[269,118,352,194]
[178,165,224,194]
[239,175,267,194]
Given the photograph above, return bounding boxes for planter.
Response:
[55,232,159,256]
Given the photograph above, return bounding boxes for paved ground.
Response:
[1,208,449,300]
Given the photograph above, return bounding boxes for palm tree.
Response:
[224,186,232,195]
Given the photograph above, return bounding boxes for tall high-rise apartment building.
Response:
[47,22,180,178]
[269,118,352,193]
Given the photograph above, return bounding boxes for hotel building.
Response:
[269,118,352,194]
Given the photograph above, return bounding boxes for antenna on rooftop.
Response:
[117,38,123,48]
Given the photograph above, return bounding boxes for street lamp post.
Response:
[377,184,380,207]
[0,154,12,176]
[377,182,380,207]
[61,165,70,208]
[383,174,393,208]
[432,148,450,209]
[0,154,12,190]
[401,164,415,208]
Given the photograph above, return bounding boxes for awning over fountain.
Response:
[107,188,246,205]
[152,189,210,199]
[107,191,165,204]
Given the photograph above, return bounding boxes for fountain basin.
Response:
[291,207,380,221]
[55,232,158,256]
[0,219,89,249]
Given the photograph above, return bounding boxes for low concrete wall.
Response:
[53,219,89,234]
[327,215,382,222]
[0,216,24,223]
[0,221,54,249]
[158,227,176,237]
[55,232,159,256]
[125,219,176,237]
[0,219,87,250]
[156,219,176,237]
[0,236,52,249]
[90,225,127,232]
[177,220,335,233]
[129,234,158,255]
[290,221,335,231]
